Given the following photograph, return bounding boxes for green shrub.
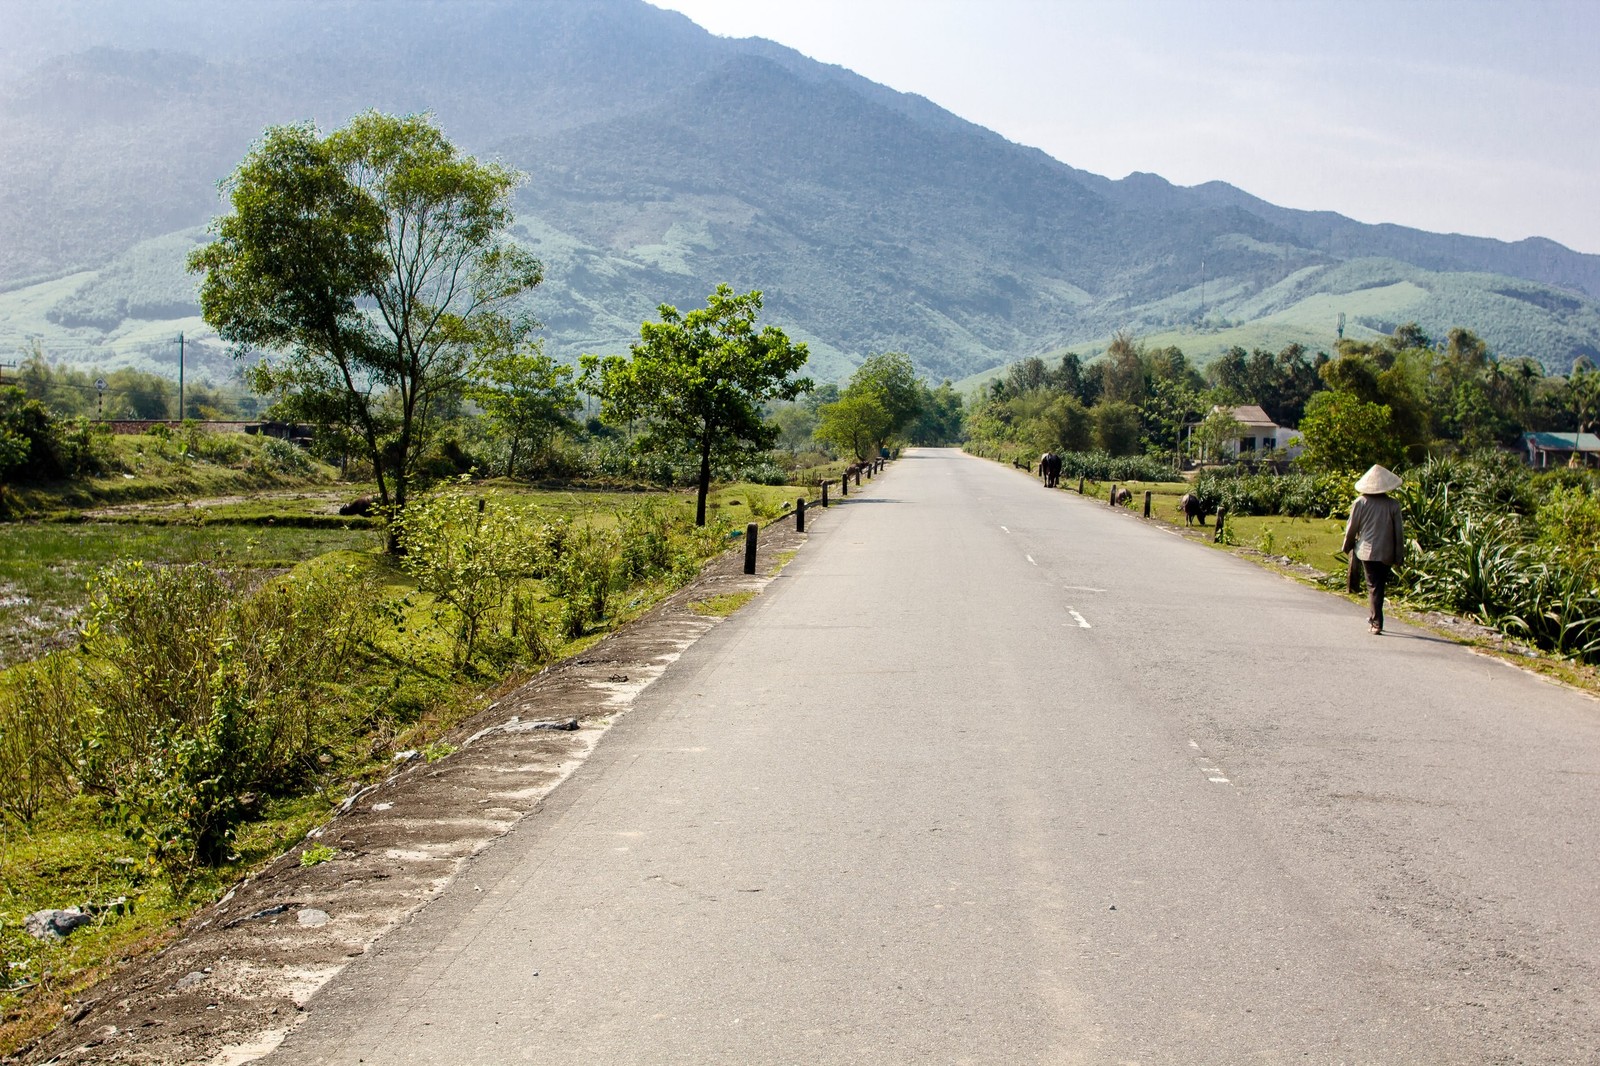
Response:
[73,560,372,881]
[252,436,316,476]
[0,658,81,827]
[1535,484,1600,559]
[396,484,539,665]
[1191,469,1350,519]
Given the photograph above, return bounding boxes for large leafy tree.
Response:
[581,286,811,525]
[189,112,542,550]
[849,353,922,441]
[1297,390,1402,473]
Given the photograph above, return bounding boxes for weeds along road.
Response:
[268,448,1600,1065]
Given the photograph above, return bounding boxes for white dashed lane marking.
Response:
[1189,739,1232,784]
[1066,607,1091,629]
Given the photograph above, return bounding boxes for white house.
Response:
[1185,405,1303,463]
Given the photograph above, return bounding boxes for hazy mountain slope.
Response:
[2,0,1598,384]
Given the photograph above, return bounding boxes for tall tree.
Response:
[189,112,542,550]
[849,352,922,440]
[1100,332,1146,407]
[582,286,811,526]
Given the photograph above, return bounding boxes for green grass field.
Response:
[1222,514,1346,573]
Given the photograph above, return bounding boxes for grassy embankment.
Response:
[0,436,823,1055]
[1053,477,1347,578]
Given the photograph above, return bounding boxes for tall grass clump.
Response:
[1394,457,1600,662]
[0,561,372,883]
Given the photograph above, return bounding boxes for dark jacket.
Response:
[1343,493,1404,565]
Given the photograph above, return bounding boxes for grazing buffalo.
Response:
[338,496,375,517]
[1111,486,1132,506]
[1179,492,1205,526]
[1038,452,1062,488]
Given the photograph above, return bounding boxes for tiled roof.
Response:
[1224,404,1275,427]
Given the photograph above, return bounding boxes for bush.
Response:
[1393,456,1600,662]
[1054,451,1175,483]
[252,436,316,476]
[72,560,372,880]
[0,657,80,827]
[397,484,539,665]
[1191,469,1350,518]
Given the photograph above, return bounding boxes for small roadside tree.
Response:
[1191,407,1246,463]
[581,286,811,525]
[815,387,893,461]
[189,112,542,551]
[469,327,578,477]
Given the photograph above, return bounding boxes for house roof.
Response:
[1526,431,1600,452]
[1222,404,1276,428]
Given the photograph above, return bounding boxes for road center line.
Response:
[1026,554,1037,566]
[1066,607,1091,628]
[1060,585,1106,593]
[1000,525,1010,533]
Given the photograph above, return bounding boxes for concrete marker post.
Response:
[1078,477,1085,495]
[1214,505,1228,543]
[1143,490,1152,518]
[796,497,806,533]
[1108,484,1117,507]
[744,522,759,574]
[821,480,829,507]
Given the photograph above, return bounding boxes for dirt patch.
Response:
[12,516,813,1065]
[78,492,353,521]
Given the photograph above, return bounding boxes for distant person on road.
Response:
[1342,464,1405,636]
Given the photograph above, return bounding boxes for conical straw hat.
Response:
[1354,464,1403,494]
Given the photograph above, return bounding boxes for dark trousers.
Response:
[1362,560,1393,631]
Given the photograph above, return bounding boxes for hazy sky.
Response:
[650,0,1599,254]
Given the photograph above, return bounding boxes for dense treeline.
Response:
[964,324,1598,475]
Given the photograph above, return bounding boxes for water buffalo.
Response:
[1179,492,1205,526]
[1039,452,1062,488]
[338,496,375,517]
[1111,486,1132,506]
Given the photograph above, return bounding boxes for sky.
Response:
[649,0,1600,254]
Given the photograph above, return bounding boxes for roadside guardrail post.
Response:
[1143,490,1152,518]
[744,523,759,574]
[1078,477,1084,495]
[821,480,829,506]
[1214,506,1227,543]
[1108,484,1116,506]
[841,474,848,496]
[796,498,806,532]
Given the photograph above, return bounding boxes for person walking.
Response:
[1342,464,1405,635]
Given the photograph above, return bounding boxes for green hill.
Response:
[2,0,1598,385]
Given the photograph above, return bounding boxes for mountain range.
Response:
[3,0,1598,388]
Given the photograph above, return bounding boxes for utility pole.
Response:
[178,331,185,421]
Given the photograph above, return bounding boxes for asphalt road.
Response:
[269,448,1600,1065]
